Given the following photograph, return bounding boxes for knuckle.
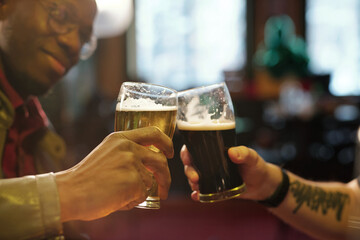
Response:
[104,132,125,145]
[158,157,170,174]
[248,148,257,159]
[158,154,168,166]
[241,146,251,159]
[107,131,120,140]
[125,151,138,165]
[247,147,260,166]
[102,133,113,142]
[126,170,142,185]
[119,139,136,151]
[150,126,162,137]
[118,151,138,168]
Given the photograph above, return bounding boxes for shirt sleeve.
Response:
[0,173,63,239]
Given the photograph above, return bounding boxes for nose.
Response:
[56,28,82,59]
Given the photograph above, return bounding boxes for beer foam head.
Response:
[179,96,234,122]
[117,98,177,111]
[177,119,235,131]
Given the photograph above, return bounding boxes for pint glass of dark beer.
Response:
[115,82,177,209]
[177,82,245,203]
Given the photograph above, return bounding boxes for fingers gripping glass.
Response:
[115,82,178,209]
[39,0,97,60]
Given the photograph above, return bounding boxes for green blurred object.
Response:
[254,15,310,78]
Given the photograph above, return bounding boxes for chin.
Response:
[22,77,57,97]
[32,87,52,97]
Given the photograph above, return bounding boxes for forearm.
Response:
[266,167,357,240]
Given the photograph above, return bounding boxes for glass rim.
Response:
[121,81,177,93]
[117,82,178,102]
[176,81,234,124]
[178,82,227,95]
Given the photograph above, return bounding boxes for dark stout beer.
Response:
[178,121,245,202]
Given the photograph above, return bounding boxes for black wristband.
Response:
[257,168,290,208]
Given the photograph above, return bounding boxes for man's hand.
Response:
[180,145,282,202]
[55,126,173,222]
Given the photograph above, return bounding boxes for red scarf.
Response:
[0,69,49,178]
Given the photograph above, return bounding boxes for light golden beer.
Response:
[114,102,177,209]
[115,82,177,209]
[114,107,177,139]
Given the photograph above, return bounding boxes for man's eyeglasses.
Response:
[39,0,97,60]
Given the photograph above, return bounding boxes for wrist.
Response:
[257,168,290,208]
[55,170,74,222]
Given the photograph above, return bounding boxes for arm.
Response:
[270,172,358,240]
[181,145,360,240]
[0,126,173,239]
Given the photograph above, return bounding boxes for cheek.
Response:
[4,39,37,78]
[0,22,15,55]
[0,22,36,60]
[4,7,46,55]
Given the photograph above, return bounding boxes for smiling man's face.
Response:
[0,0,97,98]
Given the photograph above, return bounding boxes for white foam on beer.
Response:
[178,94,235,130]
[116,98,177,111]
[177,119,235,131]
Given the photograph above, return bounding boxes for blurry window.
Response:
[306,0,360,96]
[133,0,246,90]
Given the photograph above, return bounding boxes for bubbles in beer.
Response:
[115,98,177,138]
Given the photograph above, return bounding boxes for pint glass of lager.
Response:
[115,82,177,209]
[177,82,245,203]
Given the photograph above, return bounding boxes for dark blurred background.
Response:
[40,0,360,239]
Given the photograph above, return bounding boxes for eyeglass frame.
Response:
[38,0,97,60]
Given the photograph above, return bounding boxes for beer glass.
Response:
[177,82,246,203]
[115,82,177,209]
